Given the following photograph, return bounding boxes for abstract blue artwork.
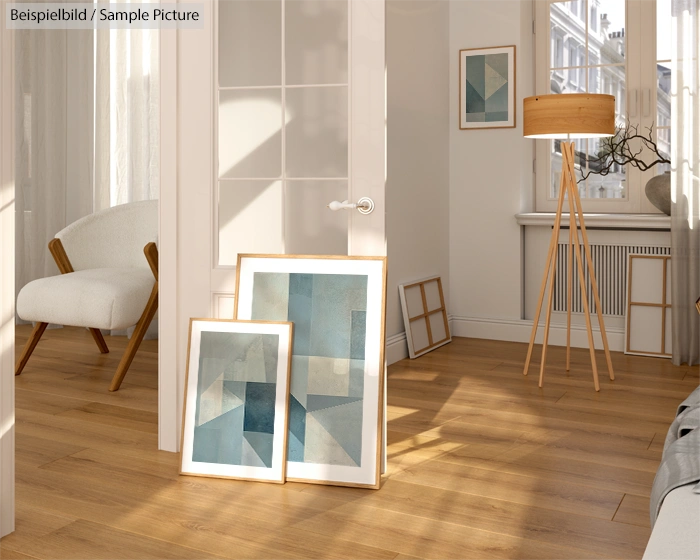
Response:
[181,320,293,483]
[235,256,387,488]
[251,272,367,467]
[460,46,515,130]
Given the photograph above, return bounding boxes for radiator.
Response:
[553,243,671,316]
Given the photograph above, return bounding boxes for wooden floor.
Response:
[2,325,698,560]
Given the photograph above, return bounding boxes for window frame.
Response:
[533,0,664,214]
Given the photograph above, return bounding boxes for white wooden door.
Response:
[159,0,385,452]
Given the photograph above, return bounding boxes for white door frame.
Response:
[0,0,16,538]
[158,27,179,453]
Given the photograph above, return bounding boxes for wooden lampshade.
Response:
[523,93,615,138]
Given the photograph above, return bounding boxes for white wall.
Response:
[385,0,450,363]
[448,0,534,336]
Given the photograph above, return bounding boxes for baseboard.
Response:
[449,315,625,352]
[386,332,408,365]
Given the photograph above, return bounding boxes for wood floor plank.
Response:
[648,432,665,454]
[299,478,649,558]
[15,433,87,469]
[13,519,231,560]
[0,502,77,553]
[385,432,464,476]
[554,390,684,419]
[14,388,86,416]
[16,374,158,413]
[614,494,652,528]
[291,500,608,560]
[388,393,673,440]
[437,443,657,497]
[392,458,624,520]
[0,548,41,560]
[55,403,158,434]
[16,408,158,458]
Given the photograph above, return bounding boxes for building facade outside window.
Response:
[534,0,671,213]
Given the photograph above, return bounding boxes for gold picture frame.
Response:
[234,254,387,489]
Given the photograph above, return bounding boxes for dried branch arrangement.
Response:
[577,123,670,183]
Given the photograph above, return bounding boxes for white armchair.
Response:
[15,200,159,391]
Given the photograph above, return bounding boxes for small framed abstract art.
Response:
[399,276,451,359]
[459,45,516,130]
[235,254,387,489]
[181,319,294,483]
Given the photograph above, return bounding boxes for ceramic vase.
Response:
[645,171,671,215]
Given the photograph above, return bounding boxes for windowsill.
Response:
[515,213,671,230]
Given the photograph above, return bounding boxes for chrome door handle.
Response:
[327,197,375,215]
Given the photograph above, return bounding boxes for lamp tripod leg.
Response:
[568,154,615,381]
[566,202,573,372]
[524,165,568,380]
[539,243,558,387]
[523,240,555,376]
[564,143,600,391]
[523,171,569,376]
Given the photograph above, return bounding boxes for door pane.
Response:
[218,0,281,87]
[219,89,283,179]
[285,86,348,177]
[285,180,348,254]
[219,180,284,266]
[285,0,348,86]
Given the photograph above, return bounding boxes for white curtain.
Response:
[15,27,94,298]
[96,25,159,338]
[95,25,159,210]
[671,0,700,366]
[15,20,159,339]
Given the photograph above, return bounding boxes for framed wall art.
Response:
[234,254,387,489]
[459,45,516,130]
[181,319,294,483]
[399,276,451,359]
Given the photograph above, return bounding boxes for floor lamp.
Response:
[522,93,616,391]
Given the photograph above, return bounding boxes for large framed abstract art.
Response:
[235,255,387,489]
[459,45,516,130]
[181,319,293,483]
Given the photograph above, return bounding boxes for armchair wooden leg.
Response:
[16,322,48,376]
[89,328,110,354]
[109,284,159,392]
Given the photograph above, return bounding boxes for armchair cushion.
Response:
[17,268,155,331]
[56,200,158,271]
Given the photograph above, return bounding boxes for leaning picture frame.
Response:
[625,254,672,358]
[181,319,294,483]
[234,254,387,489]
[399,276,451,359]
[459,45,516,130]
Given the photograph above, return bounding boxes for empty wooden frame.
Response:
[625,254,672,358]
[399,276,451,358]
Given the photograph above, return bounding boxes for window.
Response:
[591,4,598,31]
[534,0,672,213]
[655,0,672,174]
[552,32,565,68]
